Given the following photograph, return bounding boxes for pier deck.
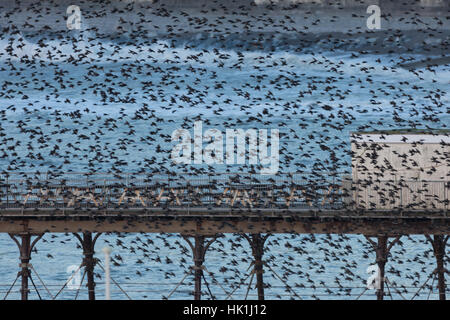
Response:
[0,173,447,235]
[0,173,448,300]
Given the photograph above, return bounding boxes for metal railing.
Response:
[0,173,447,212]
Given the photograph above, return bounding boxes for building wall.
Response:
[350,134,449,210]
[351,134,449,181]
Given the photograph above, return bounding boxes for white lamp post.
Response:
[102,246,112,300]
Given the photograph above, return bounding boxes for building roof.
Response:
[351,131,450,143]
[351,128,450,135]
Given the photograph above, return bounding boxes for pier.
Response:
[0,172,448,300]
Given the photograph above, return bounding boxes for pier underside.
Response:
[0,210,448,235]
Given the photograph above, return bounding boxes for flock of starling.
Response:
[0,0,448,299]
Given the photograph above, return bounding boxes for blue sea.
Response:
[0,25,448,299]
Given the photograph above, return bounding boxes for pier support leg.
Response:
[426,235,448,300]
[365,235,401,300]
[19,234,32,301]
[182,234,217,300]
[74,232,101,300]
[244,233,269,300]
[83,232,96,301]
[9,233,43,300]
[375,236,387,300]
[194,235,204,301]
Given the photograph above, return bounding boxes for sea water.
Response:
[0,29,448,299]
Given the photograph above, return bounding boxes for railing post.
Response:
[208,175,211,205]
[103,179,106,208]
[6,175,9,206]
